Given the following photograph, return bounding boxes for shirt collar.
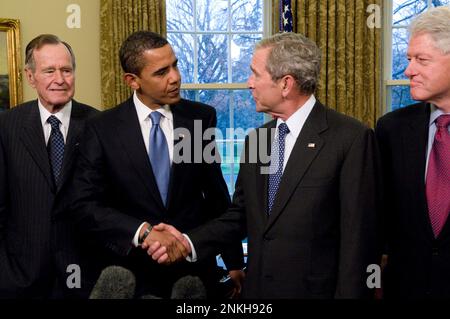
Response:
[429,104,450,126]
[38,99,72,128]
[276,95,316,139]
[133,91,173,124]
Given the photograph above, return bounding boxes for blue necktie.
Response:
[149,111,170,206]
[47,115,65,186]
[267,123,290,214]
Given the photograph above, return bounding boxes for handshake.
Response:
[139,222,191,265]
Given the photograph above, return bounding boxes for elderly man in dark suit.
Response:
[376,7,450,298]
[69,31,244,299]
[0,34,98,298]
[149,32,381,299]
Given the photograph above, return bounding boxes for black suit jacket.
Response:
[0,100,98,298]
[376,102,450,298]
[189,101,381,299]
[69,98,243,298]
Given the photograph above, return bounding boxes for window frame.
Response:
[166,0,273,193]
[383,0,449,113]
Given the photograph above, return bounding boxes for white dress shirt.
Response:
[38,99,72,144]
[274,95,316,171]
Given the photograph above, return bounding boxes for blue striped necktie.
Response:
[267,123,290,214]
[47,115,65,186]
[149,111,170,206]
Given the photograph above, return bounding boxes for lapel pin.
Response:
[307,143,316,148]
[178,133,185,139]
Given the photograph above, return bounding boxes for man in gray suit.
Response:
[146,32,381,298]
[0,34,98,298]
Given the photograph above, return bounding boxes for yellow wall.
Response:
[0,0,101,109]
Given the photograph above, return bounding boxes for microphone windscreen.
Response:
[171,276,207,299]
[89,265,136,299]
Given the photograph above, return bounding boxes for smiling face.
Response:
[405,32,450,108]
[25,43,75,112]
[125,44,181,109]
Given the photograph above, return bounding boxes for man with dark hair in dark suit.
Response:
[376,7,450,298]
[149,32,381,299]
[69,31,244,299]
[0,34,98,298]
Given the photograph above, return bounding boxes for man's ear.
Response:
[123,73,140,90]
[24,67,36,88]
[280,75,295,97]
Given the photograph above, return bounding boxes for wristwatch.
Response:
[138,224,153,245]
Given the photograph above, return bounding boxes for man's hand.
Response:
[140,223,189,264]
[227,270,246,299]
[141,223,191,265]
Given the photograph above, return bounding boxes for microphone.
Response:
[171,276,207,299]
[89,265,136,299]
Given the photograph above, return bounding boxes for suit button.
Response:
[432,247,439,256]
[263,236,273,241]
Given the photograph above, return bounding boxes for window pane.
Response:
[219,143,241,193]
[232,34,261,82]
[392,28,409,80]
[166,0,194,31]
[393,0,427,26]
[196,0,228,31]
[231,0,263,32]
[181,89,231,135]
[167,33,195,83]
[432,0,450,6]
[198,34,228,83]
[390,85,417,110]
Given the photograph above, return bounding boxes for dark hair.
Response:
[119,31,169,75]
[25,34,76,71]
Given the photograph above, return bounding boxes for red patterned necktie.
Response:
[426,114,450,238]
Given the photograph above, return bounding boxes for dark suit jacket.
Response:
[0,100,98,298]
[69,98,243,298]
[189,101,381,299]
[376,102,450,298]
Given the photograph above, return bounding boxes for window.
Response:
[166,0,271,193]
[384,0,450,112]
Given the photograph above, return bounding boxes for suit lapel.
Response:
[265,102,327,232]
[116,100,166,211]
[19,101,55,191]
[57,101,84,191]
[166,103,191,210]
[403,103,434,239]
[255,122,276,221]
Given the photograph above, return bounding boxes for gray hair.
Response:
[409,6,450,54]
[255,32,321,94]
[25,34,76,71]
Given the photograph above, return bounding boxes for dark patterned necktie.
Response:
[149,111,170,207]
[267,123,290,214]
[47,115,65,186]
[426,114,450,238]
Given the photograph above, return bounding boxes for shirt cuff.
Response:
[133,222,148,247]
[183,234,197,262]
